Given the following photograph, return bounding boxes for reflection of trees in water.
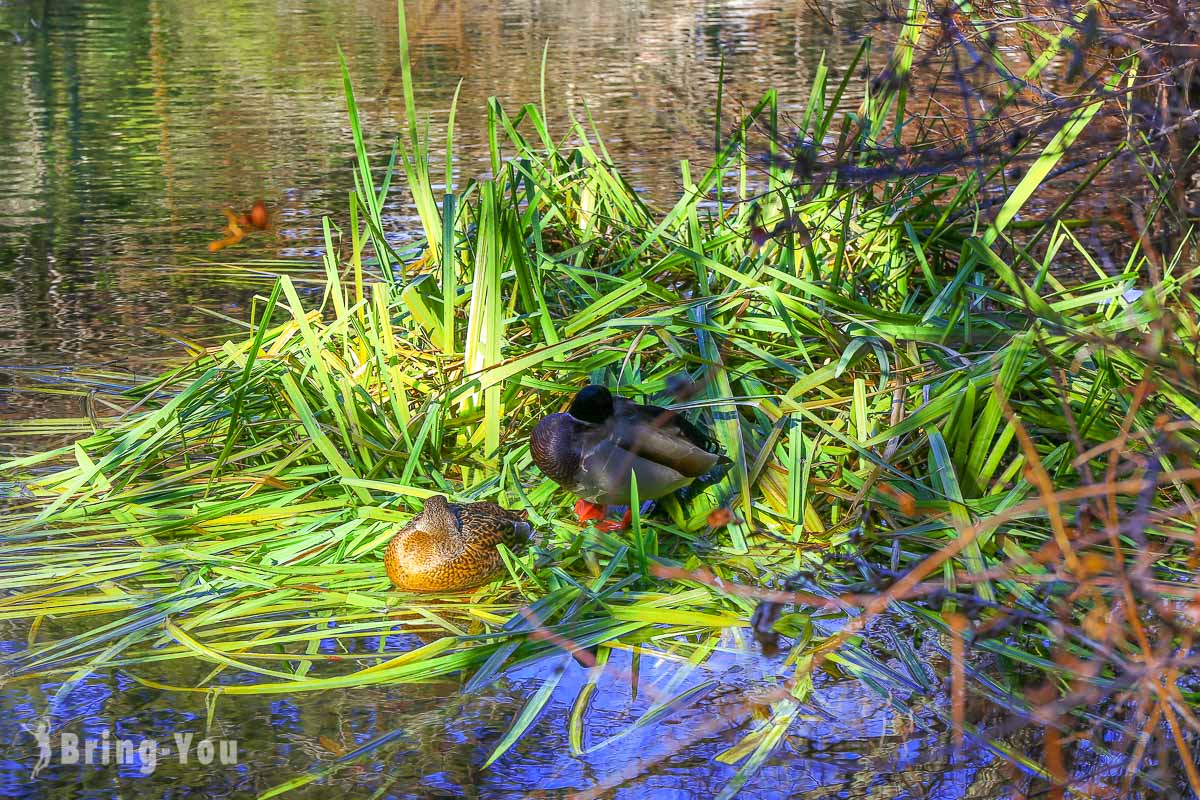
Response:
[0,635,1151,798]
[396,0,868,189]
[0,0,866,384]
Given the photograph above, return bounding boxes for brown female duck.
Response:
[384,495,531,592]
[530,384,729,530]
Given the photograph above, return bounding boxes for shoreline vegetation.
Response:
[2,2,1199,796]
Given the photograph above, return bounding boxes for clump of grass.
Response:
[1,2,1198,795]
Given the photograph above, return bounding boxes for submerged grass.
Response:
[2,2,1199,795]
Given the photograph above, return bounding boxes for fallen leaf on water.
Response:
[318,736,346,757]
[208,201,269,252]
[208,208,245,252]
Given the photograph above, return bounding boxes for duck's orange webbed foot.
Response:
[595,509,633,532]
[574,499,607,525]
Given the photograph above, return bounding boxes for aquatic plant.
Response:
[2,2,1198,796]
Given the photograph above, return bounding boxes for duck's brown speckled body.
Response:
[384,496,531,592]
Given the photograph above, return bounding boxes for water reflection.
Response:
[0,0,865,391]
[1,636,1022,798]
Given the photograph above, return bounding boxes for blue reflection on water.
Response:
[0,759,37,798]
[0,630,1106,799]
[269,699,301,732]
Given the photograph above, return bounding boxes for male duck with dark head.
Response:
[530,384,730,530]
[385,495,531,592]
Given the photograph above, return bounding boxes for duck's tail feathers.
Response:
[675,458,733,505]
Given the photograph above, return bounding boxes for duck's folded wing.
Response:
[606,400,725,477]
[459,504,532,552]
[580,438,693,503]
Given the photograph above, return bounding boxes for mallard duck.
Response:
[384,495,531,592]
[530,384,730,530]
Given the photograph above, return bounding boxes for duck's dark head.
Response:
[530,413,582,485]
[568,384,614,424]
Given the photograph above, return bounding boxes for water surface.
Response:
[1,625,1025,798]
[0,0,871,444]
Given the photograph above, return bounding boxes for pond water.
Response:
[0,619,1028,799]
[0,1,1107,797]
[0,0,873,443]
